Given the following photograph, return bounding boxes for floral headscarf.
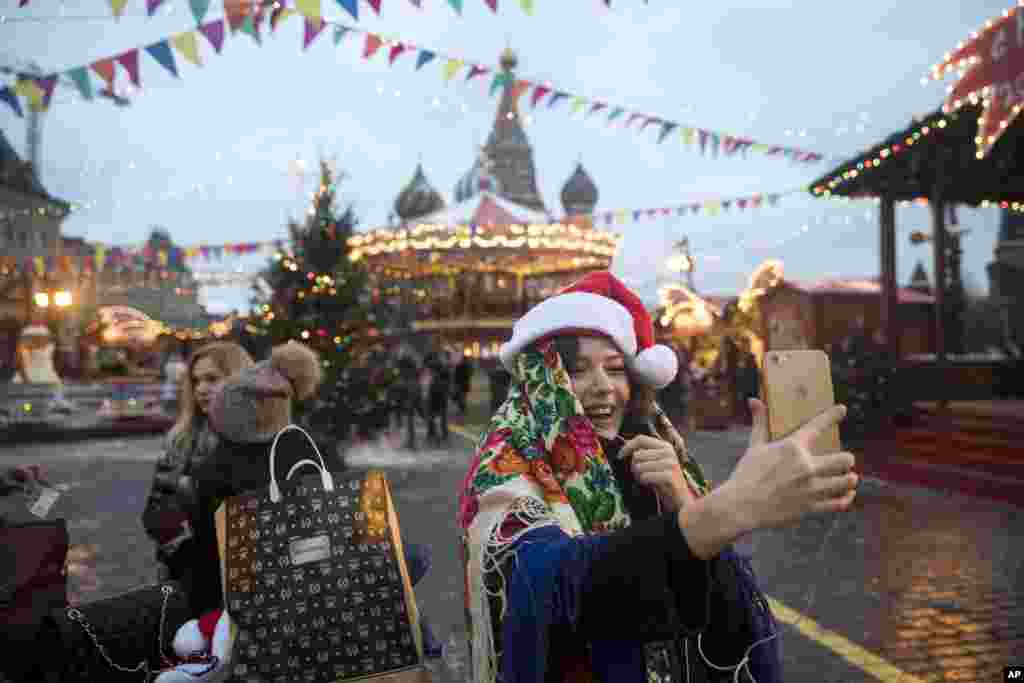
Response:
[457,339,710,682]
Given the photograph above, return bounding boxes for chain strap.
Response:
[65,583,175,682]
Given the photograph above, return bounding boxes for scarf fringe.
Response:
[467,495,564,683]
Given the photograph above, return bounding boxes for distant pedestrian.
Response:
[396,352,421,450]
[452,354,474,416]
[424,350,451,445]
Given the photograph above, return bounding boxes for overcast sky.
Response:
[0,1,1012,313]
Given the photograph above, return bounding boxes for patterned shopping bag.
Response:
[215,425,431,683]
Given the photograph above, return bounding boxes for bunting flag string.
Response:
[293,14,829,163]
[7,0,597,19]
[592,188,801,226]
[0,3,830,166]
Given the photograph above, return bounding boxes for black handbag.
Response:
[0,519,69,683]
[42,581,193,683]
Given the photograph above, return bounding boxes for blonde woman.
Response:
[141,342,254,584]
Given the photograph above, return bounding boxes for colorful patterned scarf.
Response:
[457,339,710,682]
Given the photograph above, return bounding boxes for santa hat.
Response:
[155,609,236,682]
[499,271,678,389]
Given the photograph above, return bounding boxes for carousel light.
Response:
[54,291,73,308]
[33,292,50,308]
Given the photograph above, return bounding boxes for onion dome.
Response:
[560,162,599,216]
[394,164,445,222]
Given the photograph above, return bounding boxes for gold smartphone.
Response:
[760,349,842,455]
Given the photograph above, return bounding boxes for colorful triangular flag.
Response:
[388,43,407,65]
[468,64,489,82]
[366,0,382,14]
[199,19,225,52]
[67,67,93,101]
[548,91,568,108]
[363,34,384,58]
[657,121,678,143]
[488,71,509,94]
[510,79,530,107]
[447,0,462,13]
[304,18,326,49]
[116,49,141,87]
[335,0,358,19]
[0,87,22,118]
[333,25,350,45]
[239,14,261,43]
[607,107,624,122]
[225,0,248,31]
[295,0,322,21]
[484,0,497,11]
[172,31,202,66]
[519,0,533,12]
[146,0,166,16]
[530,85,550,107]
[145,40,179,77]
[443,58,464,81]
[13,80,43,112]
[109,0,129,17]
[271,6,296,31]
[570,97,586,115]
[189,0,210,24]
[415,50,436,70]
[91,58,116,87]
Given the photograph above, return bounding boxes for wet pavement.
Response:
[2,426,1020,682]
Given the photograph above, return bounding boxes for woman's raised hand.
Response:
[620,435,694,512]
[723,398,858,535]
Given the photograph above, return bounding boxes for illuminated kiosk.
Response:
[349,49,621,360]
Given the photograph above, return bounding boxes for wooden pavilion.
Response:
[808,104,1024,366]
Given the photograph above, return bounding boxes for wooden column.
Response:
[930,195,947,362]
[879,196,899,359]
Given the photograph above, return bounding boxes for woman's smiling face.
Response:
[564,336,631,439]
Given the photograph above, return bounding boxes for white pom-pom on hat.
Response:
[499,271,678,389]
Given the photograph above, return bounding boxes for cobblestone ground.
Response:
[2,426,1020,682]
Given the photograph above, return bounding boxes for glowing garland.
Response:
[809,110,1024,213]
[347,222,619,261]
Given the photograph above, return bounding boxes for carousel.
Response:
[348,49,621,360]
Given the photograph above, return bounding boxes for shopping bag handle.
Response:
[268,424,335,503]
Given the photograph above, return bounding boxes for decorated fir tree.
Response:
[252,160,377,387]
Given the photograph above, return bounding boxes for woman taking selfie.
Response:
[457,271,858,682]
[141,342,255,585]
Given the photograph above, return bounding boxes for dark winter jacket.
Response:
[141,420,219,581]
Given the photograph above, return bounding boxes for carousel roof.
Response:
[349,190,618,276]
[413,190,554,227]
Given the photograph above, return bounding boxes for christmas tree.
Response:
[252,160,378,386]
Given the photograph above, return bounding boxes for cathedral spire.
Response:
[475,48,546,213]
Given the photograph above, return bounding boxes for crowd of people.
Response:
[1,270,862,683]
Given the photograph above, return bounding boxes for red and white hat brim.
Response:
[499,292,678,389]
